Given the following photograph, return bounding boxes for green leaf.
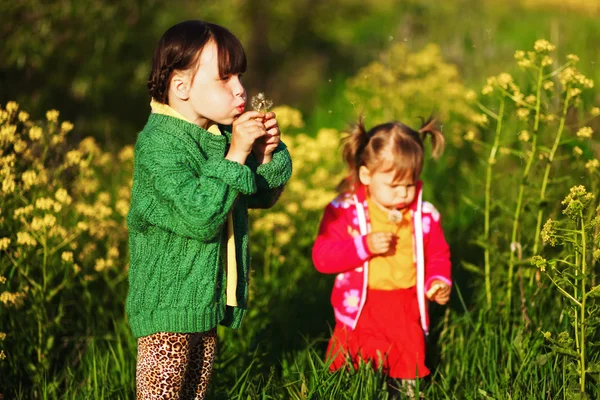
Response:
[461,261,484,276]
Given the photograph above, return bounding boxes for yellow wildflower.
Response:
[0,110,8,123]
[271,105,305,130]
[35,197,55,210]
[541,219,558,246]
[541,56,553,67]
[0,124,17,145]
[525,95,536,104]
[29,126,42,141]
[559,67,576,86]
[569,88,582,98]
[517,108,530,121]
[497,73,513,89]
[14,205,34,218]
[464,90,477,102]
[0,238,10,251]
[591,107,600,117]
[118,146,134,162]
[586,159,599,172]
[115,200,129,217]
[61,251,74,263]
[543,81,554,91]
[31,217,44,231]
[13,140,27,153]
[514,50,525,60]
[2,174,16,194]
[518,59,533,68]
[0,291,25,308]
[481,85,493,95]
[60,121,74,133]
[5,101,18,114]
[16,231,37,246]
[518,130,530,142]
[0,332,6,341]
[55,188,72,204]
[576,127,593,139]
[534,39,556,53]
[43,214,56,228]
[0,350,5,360]
[567,54,579,63]
[46,109,60,123]
[18,111,29,122]
[94,258,108,272]
[108,247,119,259]
[65,150,83,167]
[463,131,477,142]
[0,276,5,284]
[573,146,583,157]
[472,114,489,126]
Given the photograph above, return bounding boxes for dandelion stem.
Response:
[532,88,571,257]
[484,98,505,308]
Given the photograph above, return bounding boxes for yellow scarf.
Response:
[150,100,238,306]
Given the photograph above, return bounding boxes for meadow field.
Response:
[1,1,599,398]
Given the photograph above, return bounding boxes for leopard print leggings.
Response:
[135,329,217,400]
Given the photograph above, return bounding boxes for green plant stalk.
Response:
[579,210,587,393]
[506,64,544,312]
[484,98,505,308]
[532,89,572,256]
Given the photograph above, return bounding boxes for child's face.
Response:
[359,166,416,211]
[186,40,247,126]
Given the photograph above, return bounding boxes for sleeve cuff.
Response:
[354,235,370,261]
[254,142,293,189]
[425,276,452,291]
[203,158,257,195]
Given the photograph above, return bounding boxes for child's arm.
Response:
[244,141,292,209]
[130,133,256,241]
[423,211,452,294]
[312,202,371,274]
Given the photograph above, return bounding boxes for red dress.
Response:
[326,286,429,379]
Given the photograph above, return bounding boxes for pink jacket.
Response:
[312,182,451,334]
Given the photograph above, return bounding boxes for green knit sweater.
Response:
[126,113,292,338]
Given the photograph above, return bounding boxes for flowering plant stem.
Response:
[506,64,544,313]
[484,98,505,308]
[532,87,571,257]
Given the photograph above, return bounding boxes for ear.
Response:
[170,71,191,101]
[358,165,372,186]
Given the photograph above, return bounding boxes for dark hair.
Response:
[148,20,246,103]
[337,115,444,193]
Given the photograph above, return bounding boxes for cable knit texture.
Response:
[126,113,292,338]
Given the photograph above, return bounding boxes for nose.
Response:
[231,76,245,98]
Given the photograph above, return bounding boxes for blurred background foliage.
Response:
[2,0,600,398]
[1,0,598,146]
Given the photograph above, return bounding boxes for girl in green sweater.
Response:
[126,20,292,399]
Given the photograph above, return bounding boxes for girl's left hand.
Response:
[426,280,451,305]
[252,112,280,164]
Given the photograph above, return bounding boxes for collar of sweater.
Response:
[150,99,223,136]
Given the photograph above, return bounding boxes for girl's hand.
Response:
[252,112,281,165]
[226,111,267,164]
[366,232,394,255]
[426,280,451,305]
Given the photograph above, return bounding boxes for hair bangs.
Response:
[210,24,247,79]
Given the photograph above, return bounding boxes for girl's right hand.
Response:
[226,111,267,164]
[366,232,394,255]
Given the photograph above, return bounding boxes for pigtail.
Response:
[418,115,445,159]
[337,115,370,193]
